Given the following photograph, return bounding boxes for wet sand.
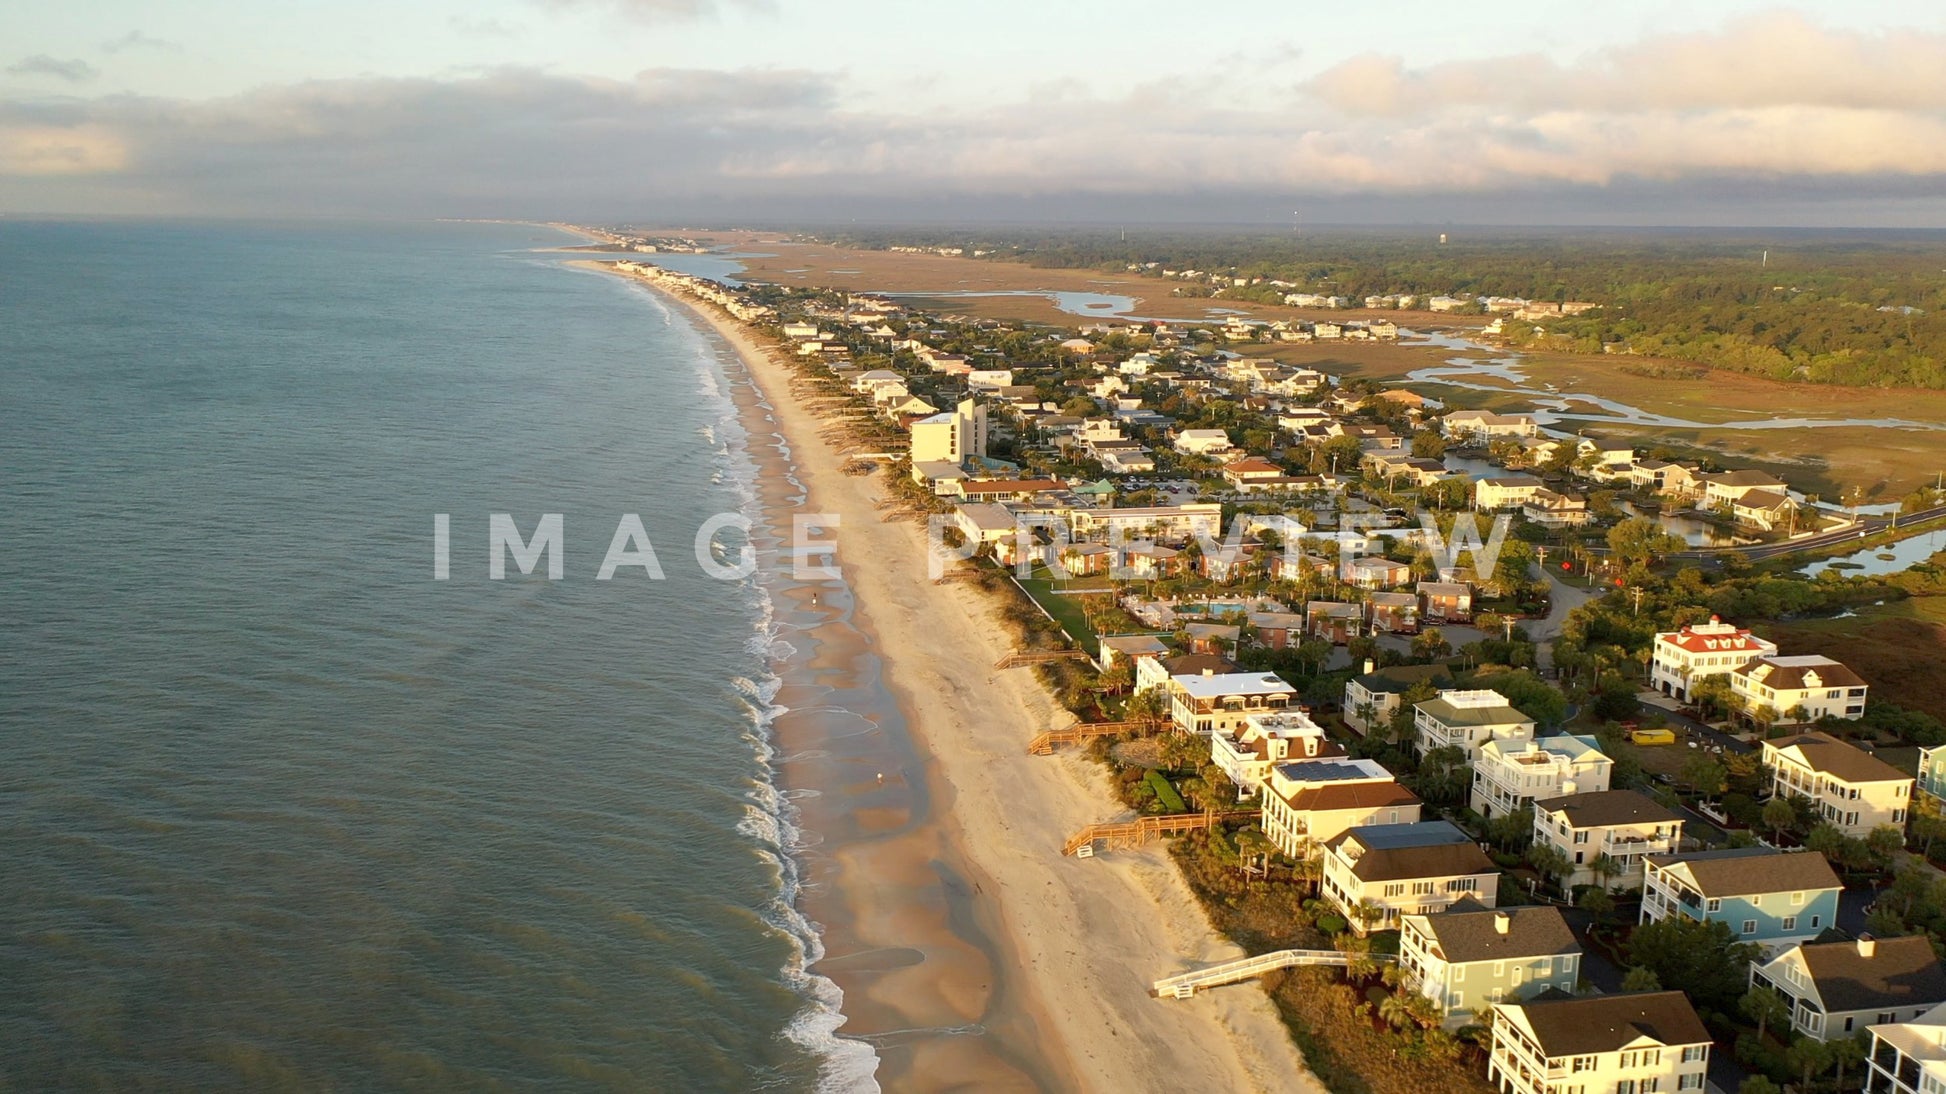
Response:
[585,257,1323,1093]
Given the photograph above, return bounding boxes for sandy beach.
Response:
[586,257,1323,1093]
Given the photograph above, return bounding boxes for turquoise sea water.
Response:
[1,221,869,1090]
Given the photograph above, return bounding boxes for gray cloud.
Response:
[531,0,776,22]
[5,15,1946,224]
[8,55,99,82]
[100,32,183,54]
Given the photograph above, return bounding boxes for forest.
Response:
[827,228,1946,389]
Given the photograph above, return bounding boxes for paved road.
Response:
[1529,568,1593,676]
[1671,504,1946,563]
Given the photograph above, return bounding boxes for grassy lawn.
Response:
[1760,596,1946,721]
[1015,569,1113,656]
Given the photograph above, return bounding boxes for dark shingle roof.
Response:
[1330,822,1494,881]
[1766,731,1909,784]
[1414,905,1580,964]
[1350,663,1454,696]
[1533,789,1684,828]
[1797,936,1946,1013]
[1645,847,1841,897]
[1514,991,1710,1057]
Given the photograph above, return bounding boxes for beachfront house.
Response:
[1640,847,1842,948]
[1399,905,1581,1027]
[1321,821,1498,935]
[1531,789,1685,891]
[1414,689,1537,761]
[1260,759,1420,860]
[1760,730,1913,837]
[1488,992,1711,1094]
[1209,710,1341,798]
[1650,617,1778,702]
[1732,654,1871,724]
[1469,734,1612,819]
[1751,935,1946,1042]
[1165,669,1297,737]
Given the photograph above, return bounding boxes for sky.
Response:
[4,1,1946,226]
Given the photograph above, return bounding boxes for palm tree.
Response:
[1589,853,1622,892]
[1379,990,1419,1031]
[1740,985,1790,1046]
[1830,1034,1867,1091]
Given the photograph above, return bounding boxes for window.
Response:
[1642,1080,1660,1093]
[1572,1056,1597,1073]
[1783,916,1797,931]
[1707,898,1722,912]
[1384,883,1405,897]
[1412,881,1434,896]
[1616,1082,1636,1094]
[1792,891,1806,906]
[1680,1075,1705,1091]
[1743,920,1758,935]
[1681,1046,1707,1064]
[1811,915,1822,928]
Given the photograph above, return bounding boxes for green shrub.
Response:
[1145,769,1187,812]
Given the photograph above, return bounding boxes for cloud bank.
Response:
[4,12,1944,223]
[7,55,99,82]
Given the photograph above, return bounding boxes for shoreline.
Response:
[584,256,1323,1093]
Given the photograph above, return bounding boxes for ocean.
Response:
[0,220,873,1090]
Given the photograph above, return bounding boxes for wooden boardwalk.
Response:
[1152,948,1394,999]
[1062,809,1259,858]
[993,649,1091,670]
[1027,719,1158,755]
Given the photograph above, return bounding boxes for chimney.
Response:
[1493,911,1511,936]
[1363,658,1376,675]
[1203,668,1214,678]
[1858,935,1876,959]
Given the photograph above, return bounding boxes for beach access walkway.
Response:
[1026,719,1158,755]
[1153,948,1395,999]
[1063,809,1259,858]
